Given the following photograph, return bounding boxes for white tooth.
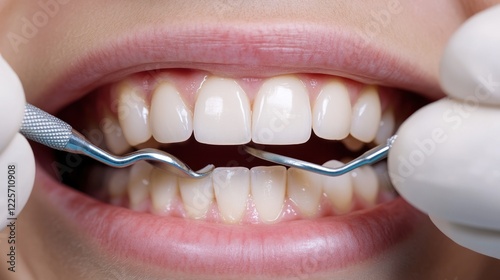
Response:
[252,75,312,144]
[108,168,130,198]
[127,161,153,209]
[100,114,131,155]
[287,168,322,217]
[179,175,214,219]
[150,168,179,214]
[341,135,365,152]
[321,160,354,214]
[250,166,286,223]
[374,108,395,145]
[213,167,250,223]
[117,82,152,146]
[312,80,352,140]
[350,86,381,143]
[150,82,193,143]
[351,166,379,206]
[193,77,251,145]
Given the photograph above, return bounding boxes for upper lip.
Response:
[32,22,441,113]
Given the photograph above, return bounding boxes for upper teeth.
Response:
[108,73,393,153]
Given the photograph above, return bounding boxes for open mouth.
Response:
[31,23,435,278]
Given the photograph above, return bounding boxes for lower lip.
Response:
[35,149,424,277]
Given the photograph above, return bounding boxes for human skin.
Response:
[1,0,500,279]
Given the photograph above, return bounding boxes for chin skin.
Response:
[2,1,500,279]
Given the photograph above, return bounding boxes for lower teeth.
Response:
[58,141,397,225]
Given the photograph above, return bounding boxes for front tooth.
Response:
[150,82,193,143]
[117,82,152,146]
[251,166,286,223]
[351,166,379,206]
[321,160,354,214]
[179,175,214,219]
[374,108,395,145]
[312,80,352,140]
[127,161,153,210]
[193,77,251,144]
[252,75,312,144]
[287,168,322,217]
[213,167,250,223]
[350,86,381,143]
[108,168,130,199]
[150,168,179,214]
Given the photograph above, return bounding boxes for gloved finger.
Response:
[0,55,25,153]
[440,5,500,105]
[430,215,500,259]
[0,133,35,230]
[388,98,500,231]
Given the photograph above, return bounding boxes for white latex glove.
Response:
[0,55,35,230]
[388,5,500,258]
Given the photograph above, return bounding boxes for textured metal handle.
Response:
[20,104,73,150]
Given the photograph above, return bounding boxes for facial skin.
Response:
[1,1,500,279]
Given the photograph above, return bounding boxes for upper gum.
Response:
[108,70,391,110]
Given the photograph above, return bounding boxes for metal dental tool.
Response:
[243,135,397,177]
[20,103,214,178]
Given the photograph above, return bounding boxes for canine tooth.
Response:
[179,175,214,219]
[350,86,381,143]
[374,108,395,145]
[117,82,152,146]
[150,82,193,143]
[252,75,312,144]
[100,114,131,155]
[193,77,251,145]
[321,160,354,214]
[351,166,379,206]
[287,168,322,217]
[341,135,365,152]
[251,166,286,223]
[127,161,153,210]
[312,80,352,140]
[150,168,179,214]
[213,167,250,223]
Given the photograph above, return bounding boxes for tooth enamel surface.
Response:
[252,75,312,144]
[107,168,130,198]
[374,108,395,145]
[312,80,352,140]
[101,112,131,155]
[321,160,354,214]
[179,175,214,219]
[127,161,153,209]
[193,77,251,145]
[150,168,179,214]
[150,82,193,143]
[350,86,382,143]
[351,166,379,206]
[117,82,152,146]
[213,167,250,223]
[250,166,286,223]
[342,135,365,152]
[287,168,322,217]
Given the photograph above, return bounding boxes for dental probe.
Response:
[243,135,397,177]
[19,103,214,178]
